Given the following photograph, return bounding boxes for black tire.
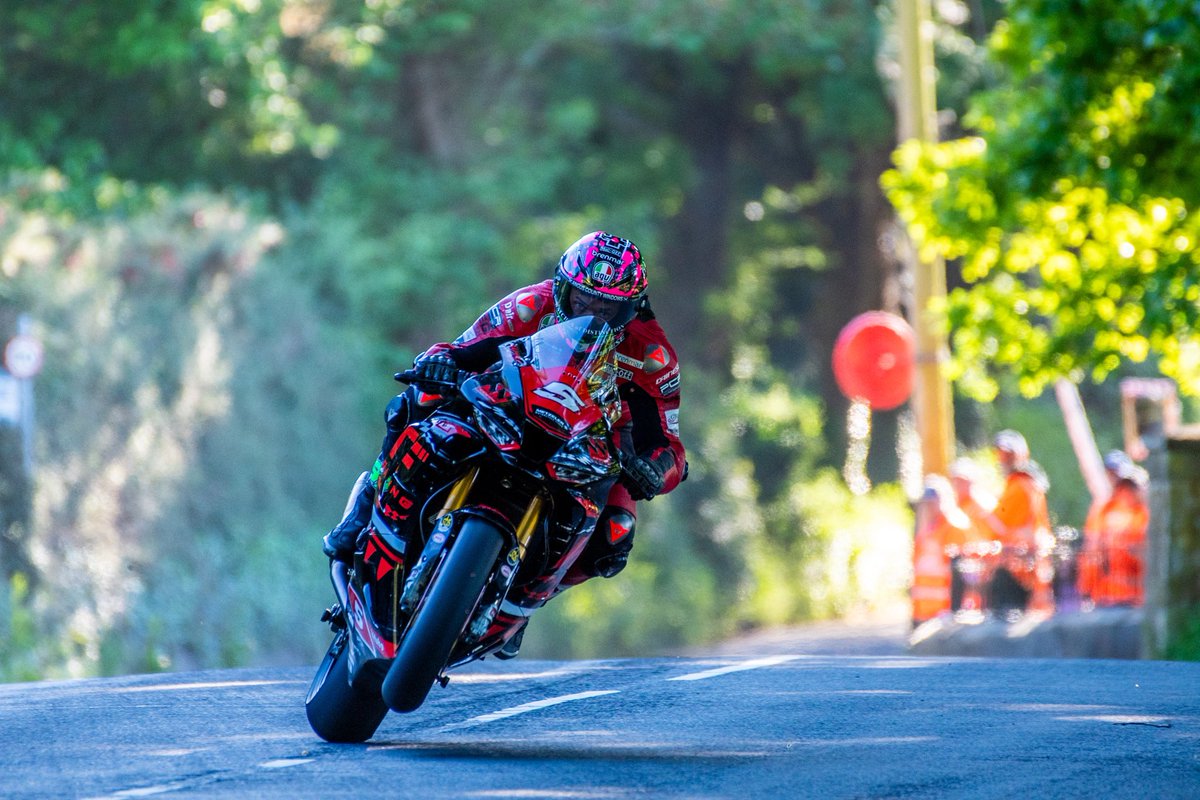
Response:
[381,519,504,713]
[305,633,389,743]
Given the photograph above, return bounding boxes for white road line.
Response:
[83,780,193,799]
[667,654,802,682]
[436,689,620,731]
[114,680,298,694]
[259,757,314,769]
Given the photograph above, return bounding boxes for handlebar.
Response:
[393,368,471,393]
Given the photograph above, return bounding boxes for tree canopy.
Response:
[1,0,937,677]
[884,0,1200,400]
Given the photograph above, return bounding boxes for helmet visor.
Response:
[565,286,636,328]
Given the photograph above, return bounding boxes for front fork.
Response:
[396,467,546,619]
[464,493,546,641]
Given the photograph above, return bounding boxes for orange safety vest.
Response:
[911,514,956,624]
[953,494,998,555]
[1077,485,1148,606]
[989,469,1054,611]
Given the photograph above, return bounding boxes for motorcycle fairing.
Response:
[504,315,620,439]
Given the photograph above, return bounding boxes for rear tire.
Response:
[305,633,389,743]
[381,518,505,712]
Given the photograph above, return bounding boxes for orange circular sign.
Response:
[831,311,916,410]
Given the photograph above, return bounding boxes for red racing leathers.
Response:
[418,279,685,582]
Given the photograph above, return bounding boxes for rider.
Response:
[321,231,686,656]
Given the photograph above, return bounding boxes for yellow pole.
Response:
[896,0,954,478]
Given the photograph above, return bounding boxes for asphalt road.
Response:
[5,643,1199,799]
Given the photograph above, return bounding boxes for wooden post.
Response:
[895,0,954,477]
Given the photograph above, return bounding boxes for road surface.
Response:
[4,647,1198,798]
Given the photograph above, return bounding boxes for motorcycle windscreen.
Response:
[509,315,620,439]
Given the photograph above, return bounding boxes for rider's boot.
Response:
[495,619,528,660]
[322,471,375,562]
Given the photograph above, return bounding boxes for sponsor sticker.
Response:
[658,375,681,396]
[616,353,643,369]
[592,259,618,285]
[665,408,680,434]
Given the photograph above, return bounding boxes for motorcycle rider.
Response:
[322,231,686,657]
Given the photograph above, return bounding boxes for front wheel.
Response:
[305,633,389,743]
[381,518,505,713]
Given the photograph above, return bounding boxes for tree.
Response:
[883,0,1200,400]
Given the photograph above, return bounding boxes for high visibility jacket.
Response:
[911,513,958,623]
[987,467,1054,609]
[1078,484,1148,606]
[949,493,998,555]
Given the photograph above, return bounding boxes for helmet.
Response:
[553,231,648,329]
[1103,449,1131,473]
[993,429,1029,460]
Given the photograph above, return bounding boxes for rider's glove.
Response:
[623,451,670,501]
[409,352,459,393]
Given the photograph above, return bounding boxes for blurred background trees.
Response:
[2,0,1191,677]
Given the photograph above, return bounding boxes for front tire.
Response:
[305,633,389,743]
[381,518,505,713]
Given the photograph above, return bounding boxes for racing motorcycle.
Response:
[305,315,624,743]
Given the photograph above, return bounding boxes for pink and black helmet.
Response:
[553,231,648,328]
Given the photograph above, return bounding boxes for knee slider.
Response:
[591,508,636,578]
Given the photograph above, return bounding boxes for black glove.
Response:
[409,352,459,392]
[623,452,669,501]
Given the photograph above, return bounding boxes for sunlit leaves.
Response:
[884,2,1200,398]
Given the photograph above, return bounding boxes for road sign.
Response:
[4,334,43,379]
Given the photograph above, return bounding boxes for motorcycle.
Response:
[305,315,624,742]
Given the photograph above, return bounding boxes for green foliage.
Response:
[883,2,1200,400]
[1163,608,1200,662]
[0,0,940,677]
[1,192,380,676]
[0,574,52,682]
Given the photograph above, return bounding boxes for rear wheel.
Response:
[381,518,505,712]
[305,633,389,743]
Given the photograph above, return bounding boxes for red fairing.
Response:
[422,279,686,496]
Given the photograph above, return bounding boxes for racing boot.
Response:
[495,619,528,660]
[321,471,375,562]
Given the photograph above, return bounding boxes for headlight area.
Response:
[546,435,620,484]
[473,404,522,450]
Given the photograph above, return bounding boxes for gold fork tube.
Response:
[433,466,481,519]
[514,494,545,558]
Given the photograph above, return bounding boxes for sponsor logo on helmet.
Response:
[591,258,618,286]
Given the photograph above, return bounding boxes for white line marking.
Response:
[437,690,620,731]
[83,780,193,799]
[259,758,314,769]
[668,654,802,682]
[115,680,298,694]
